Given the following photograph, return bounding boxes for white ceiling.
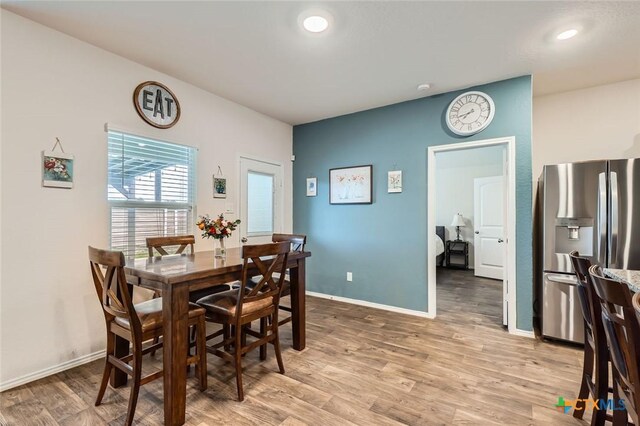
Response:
[3,1,639,125]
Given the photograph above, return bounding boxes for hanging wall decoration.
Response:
[306,177,317,197]
[329,165,373,205]
[42,137,74,189]
[133,81,181,129]
[387,170,402,193]
[213,166,227,199]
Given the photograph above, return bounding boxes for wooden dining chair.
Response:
[145,235,232,302]
[269,233,306,327]
[244,234,306,323]
[89,246,207,426]
[569,251,612,426]
[195,241,290,401]
[146,235,195,257]
[589,265,640,426]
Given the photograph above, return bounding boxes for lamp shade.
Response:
[451,213,465,227]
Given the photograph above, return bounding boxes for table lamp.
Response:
[451,213,465,241]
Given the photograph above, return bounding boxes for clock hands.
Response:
[458,108,475,120]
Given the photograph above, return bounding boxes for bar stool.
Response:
[89,246,207,426]
[196,242,290,401]
[589,265,640,426]
[569,251,612,425]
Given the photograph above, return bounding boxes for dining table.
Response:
[116,247,311,426]
[603,268,640,293]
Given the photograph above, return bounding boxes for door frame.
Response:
[237,154,285,245]
[427,136,517,334]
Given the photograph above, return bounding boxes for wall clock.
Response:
[445,91,495,136]
[133,81,181,129]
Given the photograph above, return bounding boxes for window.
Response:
[108,130,197,257]
[246,171,274,235]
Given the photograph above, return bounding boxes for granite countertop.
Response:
[603,268,640,293]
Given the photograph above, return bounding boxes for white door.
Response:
[473,176,505,281]
[239,157,283,245]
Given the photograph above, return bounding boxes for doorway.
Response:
[238,156,284,245]
[427,137,517,333]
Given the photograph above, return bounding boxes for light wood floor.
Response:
[1,270,590,425]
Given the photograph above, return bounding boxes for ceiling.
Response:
[3,1,639,125]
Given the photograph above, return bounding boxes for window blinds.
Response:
[107,130,196,257]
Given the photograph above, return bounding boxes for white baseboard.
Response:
[306,291,435,319]
[0,350,105,393]
[512,328,535,339]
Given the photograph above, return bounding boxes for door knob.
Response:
[241,237,248,243]
[498,238,504,243]
[475,231,479,234]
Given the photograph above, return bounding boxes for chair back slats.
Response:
[569,251,595,327]
[88,246,141,333]
[589,265,640,416]
[146,235,195,257]
[237,242,290,318]
[272,233,306,252]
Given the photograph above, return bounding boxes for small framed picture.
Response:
[42,151,74,188]
[306,177,317,197]
[213,176,227,198]
[388,170,402,193]
[329,165,373,205]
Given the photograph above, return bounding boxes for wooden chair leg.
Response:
[151,291,161,357]
[259,317,267,361]
[574,339,594,419]
[234,324,244,402]
[125,342,142,426]
[196,317,207,391]
[223,324,231,351]
[95,333,114,406]
[611,375,628,426]
[591,346,609,426]
[272,316,285,375]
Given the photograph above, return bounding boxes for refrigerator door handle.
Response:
[598,172,607,264]
[610,171,619,265]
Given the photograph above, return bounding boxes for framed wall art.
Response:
[213,176,227,198]
[213,165,227,198]
[329,165,372,205]
[306,177,317,197]
[387,170,402,193]
[42,150,74,189]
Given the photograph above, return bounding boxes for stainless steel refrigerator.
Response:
[539,159,640,344]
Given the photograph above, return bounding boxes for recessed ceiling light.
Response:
[303,16,329,33]
[417,83,432,91]
[556,29,578,40]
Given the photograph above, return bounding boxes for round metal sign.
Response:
[133,81,181,129]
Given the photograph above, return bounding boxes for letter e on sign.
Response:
[133,81,181,129]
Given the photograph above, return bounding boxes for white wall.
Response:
[533,79,640,179]
[0,11,292,389]
[435,146,504,269]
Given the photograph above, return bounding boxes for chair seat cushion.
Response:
[188,283,237,303]
[242,276,291,296]
[196,289,273,318]
[114,298,205,332]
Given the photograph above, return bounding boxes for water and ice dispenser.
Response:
[553,217,594,258]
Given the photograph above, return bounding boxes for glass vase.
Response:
[214,238,226,259]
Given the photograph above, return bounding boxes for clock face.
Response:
[446,91,495,136]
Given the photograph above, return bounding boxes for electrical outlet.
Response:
[346,272,353,282]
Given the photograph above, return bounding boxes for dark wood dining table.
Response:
[115,248,311,426]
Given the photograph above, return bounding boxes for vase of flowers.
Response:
[196,214,241,259]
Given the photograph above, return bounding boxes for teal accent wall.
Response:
[293,76,533,331]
